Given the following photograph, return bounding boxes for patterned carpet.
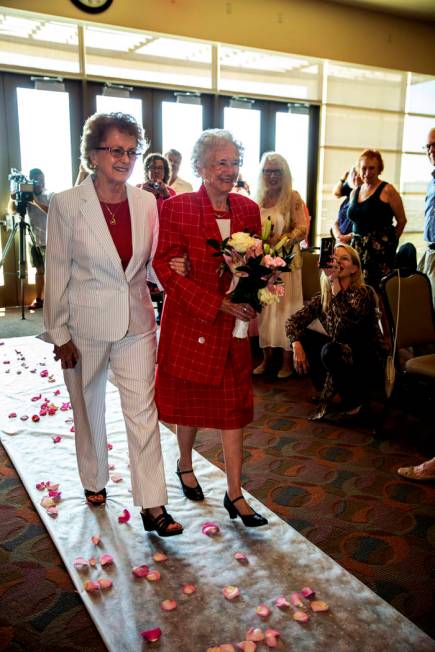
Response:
[1,351,434,650]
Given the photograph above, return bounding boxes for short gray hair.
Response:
[191,129,244,177]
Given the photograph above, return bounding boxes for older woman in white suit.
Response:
[43,112,182,537]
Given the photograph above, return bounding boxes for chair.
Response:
[379,271,435,428]
[301,250,321,302]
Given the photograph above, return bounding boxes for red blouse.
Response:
[100,199,132,270]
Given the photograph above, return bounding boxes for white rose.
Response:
[228,232,258,253]
[258,287,280,306]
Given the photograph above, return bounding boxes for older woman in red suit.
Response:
[153,129,268,527]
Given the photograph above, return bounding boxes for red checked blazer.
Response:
[154,183,261,385]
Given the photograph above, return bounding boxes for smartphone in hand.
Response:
[319,237,335,268]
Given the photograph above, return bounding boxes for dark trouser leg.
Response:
[299,330,331,391]
[320,342,363,409]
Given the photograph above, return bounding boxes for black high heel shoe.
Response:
[141,506,183,537]
[176,460,204,501]
[84,488,106,506]
[223,492,268,527]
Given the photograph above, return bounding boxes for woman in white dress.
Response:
[254,152,307,378]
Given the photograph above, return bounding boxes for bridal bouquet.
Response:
[207,217,295,338]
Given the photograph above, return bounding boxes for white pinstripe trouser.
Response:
[63,331,168,508]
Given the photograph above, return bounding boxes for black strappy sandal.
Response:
[176,459,204,501]
[223,492,268,528]
[84,488,107,506]
[141,506,183,537]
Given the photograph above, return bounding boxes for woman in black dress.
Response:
[347,149,407,289]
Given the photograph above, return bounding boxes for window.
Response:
[85,27,212,89]
[0,12,79,73]
[219,46,321,100]
[407,74,435,116]
[224,106,261,192]
[275,110,309,201]
[17,87,72,192]
[326,62,406,112]
[161,101,203,188]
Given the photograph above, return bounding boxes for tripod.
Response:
[0,205,40,320]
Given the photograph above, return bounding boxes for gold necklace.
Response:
[102,201,123,225]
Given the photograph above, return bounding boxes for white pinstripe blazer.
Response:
[43,175,158,346]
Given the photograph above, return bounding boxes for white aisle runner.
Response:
[1,337,434,652]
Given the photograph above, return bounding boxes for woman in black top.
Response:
[347,149,407,289]
[286,244,387,420]
[332,166,361,244]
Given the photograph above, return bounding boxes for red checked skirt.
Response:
[156,338,253,429]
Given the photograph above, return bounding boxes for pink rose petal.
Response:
[161,599,177,611]
[310,600,329,612]
[234,552,249,563]
[110,474,123,483]
[223,585,240,601]
[48,490,61,502]
[41,496,55,508]
[182,583,197,595]
[237,642,256,652]
[70,426,75,432]
[89,556,97,567]
[40,370,49,377]
[31,415,40,422]
[107,443,113,450]
[146,570,161,582]
[54,389,61,396]
[52,436,62,444]
[46,505,58,517]
[153,552,168,562]
[84,580,100,592]
[140,627,162,642]
[293,610,310,623]
[264,635,278,648]
[275,595,290,608]
[118,508,131,524]
[8,413,17,418]
[108,463,115,470]
[246,627,264,642]
[31,394,42,402]
[100,554,114,567]
[290,592,304,608]
[47,407,57,415]
[256,604,270,618]
[265,629,280,639]
[74,556,89,569]
[91,535,100,545]
[47,482,59,491]
[132,565,149,578]
[36,482,47,491]
[301,586,315,599]
[202,521,220,536]
[97,578,113,590]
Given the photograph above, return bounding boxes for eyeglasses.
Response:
[424,142,435,152]
[95,146,142,159]
[212,159,242,170]
[263,169,283,176]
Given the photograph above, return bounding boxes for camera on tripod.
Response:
[9,168,35,216]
